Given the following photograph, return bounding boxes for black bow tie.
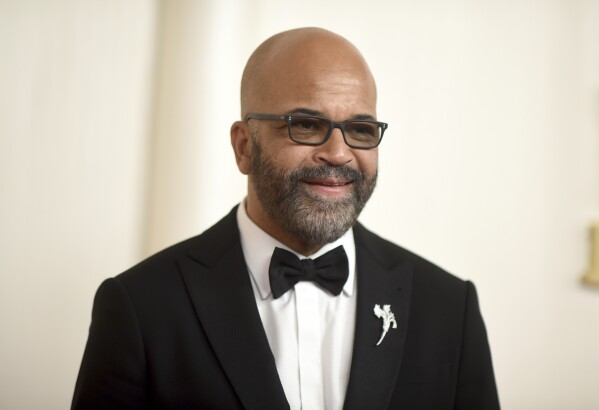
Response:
[268,245,349,299]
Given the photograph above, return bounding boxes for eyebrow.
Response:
[287,107,377,121]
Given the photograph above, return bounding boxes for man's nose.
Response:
[314,127,353,166]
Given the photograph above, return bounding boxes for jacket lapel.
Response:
[344,224,413,410]
[177,208,289,410]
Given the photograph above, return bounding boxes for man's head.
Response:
[231,28,381,255]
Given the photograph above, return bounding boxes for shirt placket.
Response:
[295,282,323,409]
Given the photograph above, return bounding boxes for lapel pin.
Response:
[374,304,397,346]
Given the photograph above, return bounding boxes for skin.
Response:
[230,28,379,255]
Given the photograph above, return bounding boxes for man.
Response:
[73,28,499,409]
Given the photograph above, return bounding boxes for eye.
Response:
[346,121,379,137]
[289,117,325,133]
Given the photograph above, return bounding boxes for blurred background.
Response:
[1,0,598,408]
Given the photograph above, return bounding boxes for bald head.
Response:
[240,28,377,118]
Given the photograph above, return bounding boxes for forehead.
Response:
[252,38,377,118]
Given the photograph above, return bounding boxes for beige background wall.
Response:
[1,1,598,408]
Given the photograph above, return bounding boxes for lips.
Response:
[302,178,353,187]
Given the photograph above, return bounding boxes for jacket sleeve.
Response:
[72,278,148,409]
[454,281,500,409]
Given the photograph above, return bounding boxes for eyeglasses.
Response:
[245,113,388,149]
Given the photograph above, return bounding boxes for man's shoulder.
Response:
[115,207,240,288]
[353,222,466,290]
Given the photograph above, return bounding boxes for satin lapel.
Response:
[178,210,289,410]
[344,225,413,410]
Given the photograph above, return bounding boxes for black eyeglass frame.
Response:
[245,113,388,149]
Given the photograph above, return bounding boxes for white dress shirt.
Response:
[237,203,357,410]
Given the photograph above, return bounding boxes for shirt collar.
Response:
[237,201,356,300]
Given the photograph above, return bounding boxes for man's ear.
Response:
[230,121,252,175]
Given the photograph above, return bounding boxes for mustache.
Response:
[288,165,364,184]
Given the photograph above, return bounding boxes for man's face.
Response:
[233,33,380,253]
[249,127,377,247]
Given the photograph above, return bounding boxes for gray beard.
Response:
[249,136,377,247]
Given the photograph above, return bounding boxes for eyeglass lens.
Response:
[288,117,381,148]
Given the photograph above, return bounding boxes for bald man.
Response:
[73,28,499,409]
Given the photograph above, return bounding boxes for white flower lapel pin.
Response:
[374,304,397,346]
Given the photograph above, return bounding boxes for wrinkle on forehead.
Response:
[310,68,368,90]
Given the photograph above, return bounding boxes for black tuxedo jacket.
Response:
[73,207,499,409]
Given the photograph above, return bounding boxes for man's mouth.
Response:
[300,178,354,197]
[302,178,353,187]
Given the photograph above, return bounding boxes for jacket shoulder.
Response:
[353,222,467,290]
[116,207,240,288]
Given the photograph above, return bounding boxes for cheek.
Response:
[356,150,378,175]
[267,143,316,170]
